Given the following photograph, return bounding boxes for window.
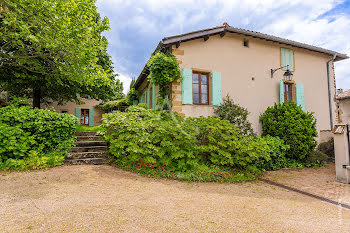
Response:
[80,109,89,125]
[284,82,296,103]
[62,110,68,114]
[192,72,209,104]
[281,48,294,71]
[243,39,249,47]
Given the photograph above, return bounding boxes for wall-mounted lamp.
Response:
[271,65,292,80]
[283,69,293,82]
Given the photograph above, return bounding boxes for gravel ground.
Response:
[1,164,350,232]
[264,163,350,206]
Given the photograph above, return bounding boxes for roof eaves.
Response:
[162,25,348,61]
[162,26,225,45]
[225,26,348,61]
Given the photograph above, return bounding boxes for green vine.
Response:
[147,52,181,106]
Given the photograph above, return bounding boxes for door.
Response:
[80,109,89,125]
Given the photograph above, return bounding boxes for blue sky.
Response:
[96,0,350,94]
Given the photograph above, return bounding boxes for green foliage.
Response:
[97,99,129,113]
[100,109,290,182]
[136,103,148,109]
[76,125,100,132]
[214,95,254,136]
[305,150,329,166]
[127,159,257,182]
[0,105,78,170]
[126,88,139,104]
[0,0,121,106]
[97,88,140,113]
[147,52,181,104]
[100,109,199,172]
[260,102,317,161]
[317,138,334,161]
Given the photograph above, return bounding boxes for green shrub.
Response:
[126,88,139,105]
[0,105,78,170]
[259,102,317,161]
[305,150,329,165]
[100,108,289,181]
[214,95,254,136]
[317,138,334,161]
[147,52,181,103]
[98,99,129,112]
[186,117,287,172]
[100,109,198,172]
[137,103,148,109]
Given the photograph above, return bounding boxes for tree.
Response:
[0,0,120,108]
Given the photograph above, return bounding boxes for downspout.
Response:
[327,54,337,130]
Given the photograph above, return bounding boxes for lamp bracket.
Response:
[271,65,289,78]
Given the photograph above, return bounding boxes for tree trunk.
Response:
[33,88,41,109]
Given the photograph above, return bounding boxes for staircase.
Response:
[65,132,109,165]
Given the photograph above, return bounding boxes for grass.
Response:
[76,125,100,132]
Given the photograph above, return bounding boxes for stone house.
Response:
[133,23,348,141]
[47,98,104,126]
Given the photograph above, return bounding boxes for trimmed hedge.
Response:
[259,102,317,161]
[0,105,78,170]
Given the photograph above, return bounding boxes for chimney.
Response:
[223,22,229,26]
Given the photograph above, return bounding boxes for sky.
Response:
[96,0,350,94]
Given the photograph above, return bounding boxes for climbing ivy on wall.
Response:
[147,52,181,106]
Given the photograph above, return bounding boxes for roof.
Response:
[337,90,350,100]
[134,24,349,89]
[162,25,348,61]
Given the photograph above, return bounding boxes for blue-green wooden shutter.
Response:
[152,84,156,110]
[75,108,80,118]
[279,80,284,104]
[281,48,294,71]
[146,88,150,109]
[182,69,193,104]
[295,83,305,111]
[75,108,81,125]
[212,72,222,106]
[89,108,94,126]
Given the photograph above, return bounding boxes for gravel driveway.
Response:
[1,165,350,232]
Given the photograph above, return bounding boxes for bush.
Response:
[100,108,199,172]
[317,138,334,162]
[214,95,254,136]
[0,105,78,170]
[100,108,289,181]
[137,103,148,109]
[259,102,317,161]
[305,150,329,165]
[97,99,129,112]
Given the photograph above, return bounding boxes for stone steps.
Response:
[74,141,107,147]
[66,152,106,159]
[75,131,97,136]
[70,146,108,153]
[65,131,109,165]
[76,136,101,141]
[65,157,108,165]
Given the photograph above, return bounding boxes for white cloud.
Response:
[96,0,350,91]
[117,73,132,94]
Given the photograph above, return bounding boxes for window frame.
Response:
[192,71,209,105]
[80,109,90,126]
[284,81,296,103]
